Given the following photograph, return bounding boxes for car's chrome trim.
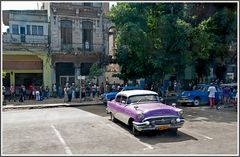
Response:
[133,120,184,131]
[143,115,179,121]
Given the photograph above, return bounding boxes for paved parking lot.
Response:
[2,105,238,155]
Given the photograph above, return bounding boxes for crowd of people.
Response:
[207,80,238,109]
[2,81,126,104]
[4,84,51,103]
[2,79,238,108]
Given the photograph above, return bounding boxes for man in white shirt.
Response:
[208,83,217,109]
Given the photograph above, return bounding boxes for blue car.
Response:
[177,84,222,106]
[102,86,143,105]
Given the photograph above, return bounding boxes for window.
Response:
[32,25,43,35]
[116,95,121,102]
[121,96,127,104]
[94,3,102,7]
[27,25,31,35]
[82,21,93,51]
[84,3,92,6]
[12,25,19,34]
[61,20,72,50]
[32,25,38,35]
[38,26,43,35]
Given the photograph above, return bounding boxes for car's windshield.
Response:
[127,94,159,104]
[122,88,139,91]
[193,85,208,91]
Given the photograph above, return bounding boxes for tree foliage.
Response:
[108,3,237,84]
[88,63,102,80]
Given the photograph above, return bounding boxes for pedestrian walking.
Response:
[81,84,86,101]
[100,82,104,95]
[28,84,33,100]
[52,83,57,98]
[32,87,36,100]
[159,84,165,97]
[67,85,72,102]
[19,85,24,102]
[112,82,116,92]
[75,85,80,98]
[86,83,91,97]
[35,89,40,101]
[92,83,97,98]
[174,80,177,93]
[39,86,44,101]
[71,83,75,99]
[45,86,50,99]
[64,86,68,102]
[8,84,16,102]
[58,86,63,98]
[208,83,217,109]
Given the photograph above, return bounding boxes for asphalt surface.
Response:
[2,104,238,155]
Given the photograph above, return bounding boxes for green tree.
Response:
[88,63,102,84]
[109,3,192,85]
[108,3,237,84]
[187,3,237,82]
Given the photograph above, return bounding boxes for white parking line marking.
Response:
[107,124,154,150]
[180,128,213,140]
[51,125,73,155]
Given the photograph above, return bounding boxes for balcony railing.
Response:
[3,33,48,44]
[3,33,48,52]
[53,43,105,54]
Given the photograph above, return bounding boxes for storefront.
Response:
[3,54,43,88]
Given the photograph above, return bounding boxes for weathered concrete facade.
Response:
[42,2,111,87]
[2,10,52,91]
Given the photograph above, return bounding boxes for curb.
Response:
[2,102,104,110]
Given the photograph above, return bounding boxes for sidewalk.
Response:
[2,95,178,110]
[2,97,104,110]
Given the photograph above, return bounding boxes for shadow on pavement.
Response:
[111,118,198,144]
[75,105,109,117]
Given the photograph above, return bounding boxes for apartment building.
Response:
[2,10,51,92]
[42,2,112,87]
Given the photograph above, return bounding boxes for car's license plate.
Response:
[159,125,169,130]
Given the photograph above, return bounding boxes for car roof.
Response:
[116,90,158,97]
[220,83,237,87]
[122,86,141,89]
[197,84,209,86]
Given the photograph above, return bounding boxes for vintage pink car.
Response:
[106,90,184,135]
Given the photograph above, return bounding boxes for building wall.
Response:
[49,4,105,52]
[47,2,111,86]
[3,10,51,89]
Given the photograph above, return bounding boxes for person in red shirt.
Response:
[28,84,33,100]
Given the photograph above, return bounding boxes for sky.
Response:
[1,1,117,32]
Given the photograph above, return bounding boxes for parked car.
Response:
[106,90,184,135]
[102,86,142,105]
[177,84,222,106]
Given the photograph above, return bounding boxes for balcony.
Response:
[53,43,105,55]
[3,33,48,52]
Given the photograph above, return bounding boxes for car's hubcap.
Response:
[194,99,199,106]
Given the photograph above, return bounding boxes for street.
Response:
[2,104,238,155]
